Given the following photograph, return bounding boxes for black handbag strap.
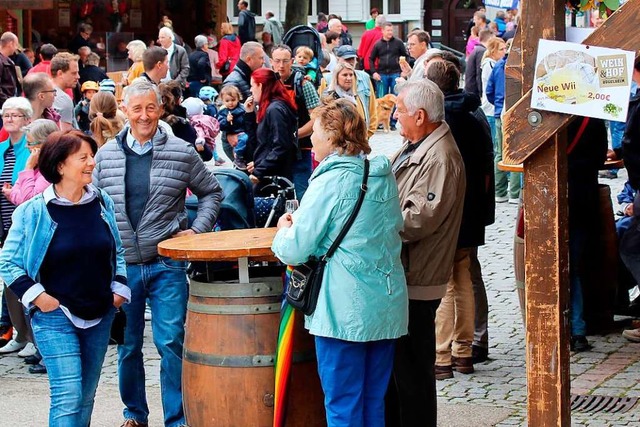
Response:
[323,158,369,260]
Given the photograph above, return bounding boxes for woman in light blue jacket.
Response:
[0,130,129,426]
[272,99,408,427]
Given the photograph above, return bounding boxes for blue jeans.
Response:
[609,120,626,174]
[569,228,587,336]
[234,132,248,159]
[315,336,395,427]
[32,306,115,427]
[376,73,400,98]
[0,292,10,326]
[118,257,188,427]
[292,149,313,201]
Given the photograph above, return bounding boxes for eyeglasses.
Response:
[39,89,57,94]
[272,59,291,65]
[2,114,25,120]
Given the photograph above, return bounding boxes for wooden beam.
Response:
[508,0,570,425]
[503,0,640,165]
[524,137,571,426]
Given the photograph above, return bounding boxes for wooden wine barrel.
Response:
[183,276,326,427]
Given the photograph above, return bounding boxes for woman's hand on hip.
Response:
[277,213,293,229]
[34,292,60,313]
[113,294,127,309]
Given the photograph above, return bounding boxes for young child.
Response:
[293,46,318,83]
[217,85,248,170]
[198,85,219,117]
[465,25,480,57]
[74,80,99,133]
[181,96,225,165]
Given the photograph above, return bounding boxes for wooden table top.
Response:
[497,159,624,173]
[157,228,279,262]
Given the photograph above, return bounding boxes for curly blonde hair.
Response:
[312,99,371,156]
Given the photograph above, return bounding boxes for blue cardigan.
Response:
[0,134,30,184]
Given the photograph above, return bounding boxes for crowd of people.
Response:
[0,3,636,427]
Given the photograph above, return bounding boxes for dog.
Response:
[376,94,397,133]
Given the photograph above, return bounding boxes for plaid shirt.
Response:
[300,78,320,110]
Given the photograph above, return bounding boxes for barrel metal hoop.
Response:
[187,301,280,315]
[189,279,283,298]
[183,349,316,367]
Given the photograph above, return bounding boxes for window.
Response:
[371,0,383,12]
[388,0,400,14]
[370,0,400,16]
[233,0,262,17]
[317,0,328,15]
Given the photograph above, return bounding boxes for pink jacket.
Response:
[10,169,50,205]
[189,114,220,152]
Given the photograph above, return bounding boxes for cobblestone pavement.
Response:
[1,129,639,426]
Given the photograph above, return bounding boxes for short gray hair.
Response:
[375,15,386,26]
[23,119,58,144]
[239,41,264,61]
[123,79,163,106]
[396,79,445,122]
[159,26,174,39]
[1,97,34,119]
[86,52,100,66]
[328,18,342,30]
[194,35,208,49]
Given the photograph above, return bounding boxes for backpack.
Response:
[282,25,323,88]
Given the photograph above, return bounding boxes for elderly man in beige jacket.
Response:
[386,78,466,427]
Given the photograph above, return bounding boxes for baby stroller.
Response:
[254,176,297,228]
[185,168,256,230]
[186,169,256,281]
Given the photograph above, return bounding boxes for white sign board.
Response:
[531,39,634,122]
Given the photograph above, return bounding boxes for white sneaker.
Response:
[0,339,27,354]
[17,342,37,358]
[144,305,152,321]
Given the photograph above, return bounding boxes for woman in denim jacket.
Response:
[272,99,408,427]
[0,130,130,427]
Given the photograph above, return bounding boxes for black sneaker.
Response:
[390,125,397,131]
[24,349,42,365]
[472,344,489,363]
[29,363,47,374]
[233,158,248,171]
[570,335,592,352]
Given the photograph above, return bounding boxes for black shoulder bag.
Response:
[286,159,370,315]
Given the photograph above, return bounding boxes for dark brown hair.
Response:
[425,60,460,94]
[39,130,98,184]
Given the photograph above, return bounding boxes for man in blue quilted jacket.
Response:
[93,79,223,427]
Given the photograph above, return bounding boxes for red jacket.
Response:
[216,34,241,77]
[357,27,383,71]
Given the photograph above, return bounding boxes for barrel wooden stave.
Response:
[183,277,325,427]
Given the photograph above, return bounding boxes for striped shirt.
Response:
[0,145,16,233]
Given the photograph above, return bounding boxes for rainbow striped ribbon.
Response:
[273,266,296,427]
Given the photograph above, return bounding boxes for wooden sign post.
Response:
[502,0,640,424]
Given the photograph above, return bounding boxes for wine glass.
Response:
[285,200,299,214]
